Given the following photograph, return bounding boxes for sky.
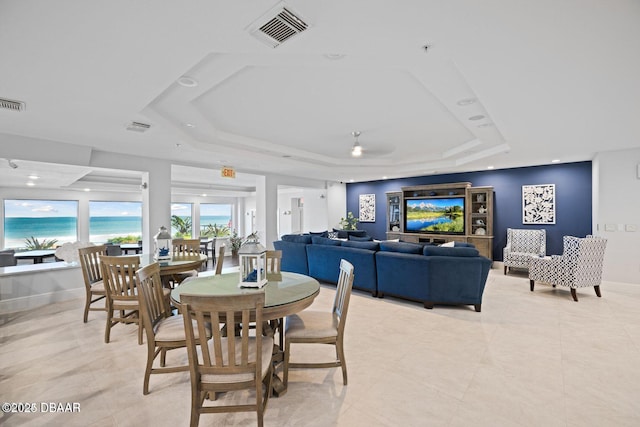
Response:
[3,200,144,217]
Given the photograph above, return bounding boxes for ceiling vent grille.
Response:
[0,97,26,112]
[250,7,308,48]
[126,121,151,132]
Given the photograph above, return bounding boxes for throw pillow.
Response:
[348,235,373,241]
[346,230,368,238]
[332,228,348,239]
[311,236,342,246]
[309,230,329,237]
[440,241,455,247]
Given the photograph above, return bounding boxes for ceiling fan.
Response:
[350,131,394,158]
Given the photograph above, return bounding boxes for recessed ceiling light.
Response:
[201,193,207,197]
[487,165,494,170]
[26,181,35,186]
[183,123,195,128]
[457,98,477,106]
[177,76,198,87]
[28,174,39,180]
[324,53,345,60]
[468,115,485,121]
[477,123,494,128]
[382,176,388,180]
[552,159,560,163]
[349,179,354,183]
[175,143,182,148]
[282,155,291,158]
[84,188,91,192]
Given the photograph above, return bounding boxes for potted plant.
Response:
[229,229,243,258]
[339,211,359,231]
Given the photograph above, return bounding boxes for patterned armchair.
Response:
[529,235,607,301]
[503,228,546,275]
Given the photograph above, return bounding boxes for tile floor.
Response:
[1,267,640,426]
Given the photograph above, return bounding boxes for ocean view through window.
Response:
[171,203,192,237]
[89,201,142,243]
[4,199,78,249]
[200,204,232,234]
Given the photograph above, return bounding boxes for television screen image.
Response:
[405,197,465,234]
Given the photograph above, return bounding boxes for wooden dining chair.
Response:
[214,244,225,275]
[170,239,202,285]
[78,245,107,323]
[136,262,211,395]
[101,255,143,344]
[180,292,273,427]
[283,259,354,387]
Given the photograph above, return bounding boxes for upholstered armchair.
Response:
[529,235,607,301]
[503,228,546,275]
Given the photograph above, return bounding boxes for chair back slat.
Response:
[101,255,141,300]
[136,262,168,334]
[265,250,282,274]
[215,245,226,275]
[79,245,106,285]
[181,292,265,377]
[173,239,201,257]
[334,259,355,332]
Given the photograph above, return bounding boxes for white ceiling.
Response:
[1,0,639,191]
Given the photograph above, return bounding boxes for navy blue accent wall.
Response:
[346,162,592,260]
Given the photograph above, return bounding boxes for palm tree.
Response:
[171,215,192,237]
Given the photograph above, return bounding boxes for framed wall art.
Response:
[522,184,555,224]
[359,194,376,222]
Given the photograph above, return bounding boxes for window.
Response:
[171,203,193,238]
[200,204,232,235]
[89,201,142,244]
[4,199,78,249]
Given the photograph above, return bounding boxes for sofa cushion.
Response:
[423,246,479,257]
[281,234,312,244]
[309,230,329,237]
[332,228,348,239]
[311,236,342,246]
[346,230,368,238]
[379,241,423,254]
[341,240,379,251]
[348,235,373,242]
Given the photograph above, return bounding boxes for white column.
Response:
[141,163,171,253]
[255,176,278,249]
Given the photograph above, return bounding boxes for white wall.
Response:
[594,148,640,284]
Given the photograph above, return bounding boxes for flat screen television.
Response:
[404,196,465,234]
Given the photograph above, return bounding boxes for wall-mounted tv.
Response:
[404,196,465,234]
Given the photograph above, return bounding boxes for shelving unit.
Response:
[385,182,494,259]
[386,192,402,233]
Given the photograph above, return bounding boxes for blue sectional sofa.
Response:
[273,236,492,311]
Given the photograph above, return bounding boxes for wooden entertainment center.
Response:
[385,182,494,259]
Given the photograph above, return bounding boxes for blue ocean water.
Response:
[4,215,232,248]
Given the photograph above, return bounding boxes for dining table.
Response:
[171,271,320,396]
[13,249,57,264]
[137,253,207,285]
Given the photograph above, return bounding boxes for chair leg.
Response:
[504,265,507,275]
[474,304,481,312]
[570,288,578,302]
[83,290,91,323]
[143,345,155,395]
[336,340,347,385]
[283,341,291,387]
[529,280,535,292]
[594,285,602,297]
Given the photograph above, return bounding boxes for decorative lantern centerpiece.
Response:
[238,232,267,288]
[153,226,172,261]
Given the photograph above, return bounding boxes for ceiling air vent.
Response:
[0,97,26,112]
[126,121,151,133]
[249,6,308,48]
